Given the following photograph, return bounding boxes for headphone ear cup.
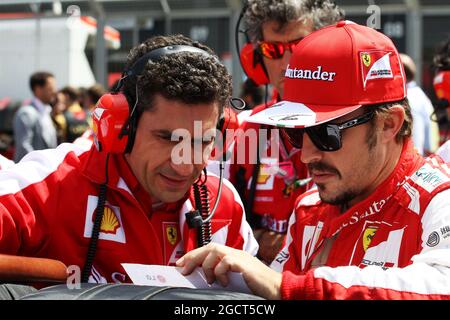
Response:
[211,107,239,161]
[240,43,269,86]
[92,93,130,153]
[124,111,138,154]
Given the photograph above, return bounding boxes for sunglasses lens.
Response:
[281,128,304,149]
[282,125,342,151]
[258,37,304,60]
[259,42,282,59]
[307,125,341,151]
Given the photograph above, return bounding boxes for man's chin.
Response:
[317,186,358,206]
[156,190,188,204]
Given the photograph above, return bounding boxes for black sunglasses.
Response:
[281,111,375,152]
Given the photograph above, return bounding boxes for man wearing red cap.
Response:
[178,21,450,299]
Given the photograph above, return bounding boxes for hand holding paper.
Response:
[121,263,252,294]
[176,243,282,300]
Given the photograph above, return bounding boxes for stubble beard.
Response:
[317,129,378,207]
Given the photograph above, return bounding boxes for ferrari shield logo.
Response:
[363,227,378,251]
[166,226,177,246]
[361,53,371,67]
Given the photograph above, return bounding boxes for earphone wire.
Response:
[235,2,250,75]
[118,81,140,139]
[129,81,140,119]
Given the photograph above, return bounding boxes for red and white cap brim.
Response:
[246,100,362,128]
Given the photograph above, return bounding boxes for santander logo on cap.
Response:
[285,65,337,82]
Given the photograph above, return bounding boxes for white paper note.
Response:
[121,264,252,294]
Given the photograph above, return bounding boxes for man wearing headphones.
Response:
[0,34,258,284]
[178,22,450,300]
[434,38,450,162]
[230,0,343,264]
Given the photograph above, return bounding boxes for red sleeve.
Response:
[0,182,47,256]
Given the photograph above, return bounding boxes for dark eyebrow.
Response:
[153,129,174,139]
[153,129,214,144]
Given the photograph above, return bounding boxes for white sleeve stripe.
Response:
[270,210,296,272]
[313,251,450,295]
[0,143,91,196]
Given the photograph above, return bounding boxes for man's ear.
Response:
[379,105,405,143]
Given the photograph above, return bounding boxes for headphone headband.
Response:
[235,2,269,86]
[126,45,214,79]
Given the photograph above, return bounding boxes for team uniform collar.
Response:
[321,139,423,237]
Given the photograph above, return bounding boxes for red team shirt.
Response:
[0,143,258,283]
[271,140,450,299]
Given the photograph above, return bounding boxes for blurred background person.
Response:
[51,91,68,144]
[400,53,440,156]
[59,86,90,143]
[13,71,58,162]
[80,84,105,128]
[239,78,264,110]
[433,38,450,161]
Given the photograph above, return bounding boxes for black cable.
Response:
[264,84,269,107]
[193,169,212,247]
[81,153,110,283]
[431,98,450,143]
[234,2,249,73]
[246,134,262,228]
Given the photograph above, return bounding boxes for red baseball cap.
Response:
[247,21,406,128]
[434,71,450,102]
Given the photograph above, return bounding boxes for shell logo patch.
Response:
[257,168,271,184]
[84,196,126,243]
[100,206,121,234]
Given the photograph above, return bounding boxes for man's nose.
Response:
[300,133,322,164]
[281,50,292,69]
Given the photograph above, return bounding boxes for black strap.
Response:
[81,154,110,282]
[245,136,262,229]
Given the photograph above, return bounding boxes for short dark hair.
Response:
[241,78,264,107]
[122,34,232,119]
[365,98,412,145]
[244,0,344,43]
[402,63,415,82]
[29,71,54,93]
[433,38,450,72]
[60,86,80,104]
[87,84,105,105]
